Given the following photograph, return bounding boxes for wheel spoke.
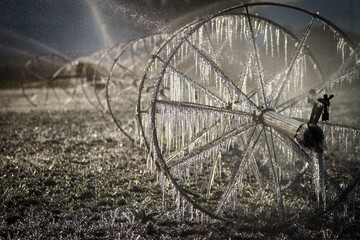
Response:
[272,17,314,107]
[165,119,223,165]
[114,62,138,79]
[129,48,139,77]
[203,24,231,67]
[215,125,262,215]
[81,76,97,107]
[276,30,359,113]
[276,63,359,113]
[44,86,50,105]
[245,6,267,108]
[316,45,360,93]
[262,128,285,221]
[206,151,221,198]
[167,122,255,169]
[155,56,227,105]
[247,51,308,99]
[238,134,263,189]
[157,100,252,118]
[185,39,259,111]
[50,84,62,104]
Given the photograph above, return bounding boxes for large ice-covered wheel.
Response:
[140,3,360,223]
[106,34,167,141]
[22,53,76,107]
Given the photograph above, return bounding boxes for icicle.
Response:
[210,18,215,34]
[242,16,247,42]
[284,35,288,64]
[269,25,274,58]
[198,26,204,48]
[337,37,346,63]
[311,151,326,208]
[215,17,222,44]
[227,16,233,49]
[276,28,280,57]
[264,23,269,55]
[234,15,239,41]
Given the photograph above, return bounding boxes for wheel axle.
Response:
[258,109,324,152]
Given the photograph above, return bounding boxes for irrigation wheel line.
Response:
[105,34,168,142]
[22,53,75,107]
[141,3,360,223]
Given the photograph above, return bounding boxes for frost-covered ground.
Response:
[0,89,359,239]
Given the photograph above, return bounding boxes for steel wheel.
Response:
[77,42,128,112]
[140,3,360,223]
[106,34,168,141]
[22,53,75,107]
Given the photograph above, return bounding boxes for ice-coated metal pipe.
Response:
[258,109,324,152]
[260,110,304,137]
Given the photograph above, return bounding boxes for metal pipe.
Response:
[257,109,324,152]
[260,110,303,137]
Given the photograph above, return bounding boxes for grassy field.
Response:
[0,88,359,239]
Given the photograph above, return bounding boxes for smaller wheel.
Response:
[22,53,74,107]
[76,50,108,111]
[92,42,128,112]
[106,34,168,141]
